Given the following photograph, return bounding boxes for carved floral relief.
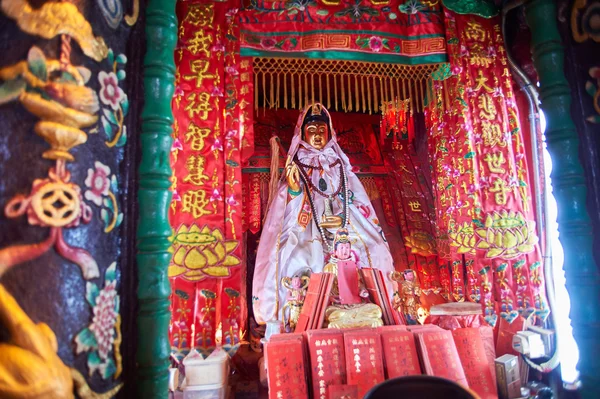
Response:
[0,0,136,396]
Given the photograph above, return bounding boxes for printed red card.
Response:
[452,328,498,399]
[377,325,408,333]
[306,329,347,399]
[338,260,362,305]
[380,330,422,378]
[265,336,309,399]
[328,384,358,399]
[415,330,469,388]
[313,274,334,330]
[479,326,497,386]
[343,330,385,398]
[296,273,325,332]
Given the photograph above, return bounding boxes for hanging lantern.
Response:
[381,98,412,148]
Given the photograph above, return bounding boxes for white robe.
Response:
[252,106,395,325]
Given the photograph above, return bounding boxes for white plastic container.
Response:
[183,348,229,387]
[183,383,225,399]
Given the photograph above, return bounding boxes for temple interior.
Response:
[0,0,600,398]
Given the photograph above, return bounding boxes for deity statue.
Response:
[392,269,422,325]
[281,272,310,331]
[252,103,395,325]
[324,229,383,328]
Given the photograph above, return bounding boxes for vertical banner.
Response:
[169,1,251,359]
[426,10,548,326]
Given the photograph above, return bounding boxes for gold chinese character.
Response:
[473,70,494,93]
[240,85,250,96]
[469,48,494,68]
[184,4,214,27]
[481,121,504,147]
[241,72,250,82]
[188,30,212,57]
[483,152,506,174]
[181,189,211,218]
[465,21,486,41]
[185,122,211,151]
[408,201,422,212]
[478,94,497,121]
[183,155,209,186]
[183,60,215,88]
[185,92,212,120]
[489,178,510,205]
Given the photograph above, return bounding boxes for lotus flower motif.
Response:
[169,224,241,281]
[449,222,476,254]
[404,230,436,256]
[475,211,538,259]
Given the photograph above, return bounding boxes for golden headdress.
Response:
[334,228,350,248]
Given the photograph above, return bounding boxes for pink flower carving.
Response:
[172,190,181,202]
[451,65,463,76]
[211,86,224,97]
[368,36,383,52]
[210,189,222,202]
[89,279,118,360]
[98,71,124,111]
[225,66,239,76]
[211,139,224,152]
[226,8,239,17]
[211,42,225,52]
[226,194,238,206]
[85,162,111,206]
[172,138,183,151]
[260,38,277,50]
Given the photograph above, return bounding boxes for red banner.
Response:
[426,11,548,326]
[239,0,446,64]
[169,1,252,359]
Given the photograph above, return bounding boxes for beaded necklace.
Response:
[293,158,350,253]
[295,158,345,198]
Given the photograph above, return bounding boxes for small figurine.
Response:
[392,269,422,325]
[281,272,310,331]
[324,228,368,304]
[324,229,383,329]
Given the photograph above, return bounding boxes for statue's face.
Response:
[404,271,415,282]
[335,242,351,260]
[303,121,329,150]
[291,276,301,288]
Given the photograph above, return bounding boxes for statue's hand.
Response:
[320,215,343,228]
[285,163,300,192]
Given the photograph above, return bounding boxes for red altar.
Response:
[167,1,549,381]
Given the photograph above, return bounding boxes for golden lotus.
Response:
[475,210,538,259]
[169,224,241,281]
[449,221,477,254]
[404,230,436,256]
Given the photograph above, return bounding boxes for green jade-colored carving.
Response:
[441,0,499,18]
[525,0,600,397]
[136,0,177,397]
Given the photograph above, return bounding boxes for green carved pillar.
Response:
[525,1,600,397]
[137,0,177,397]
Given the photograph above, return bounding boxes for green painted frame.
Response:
[525,0,600,397]
[136,0,177,397]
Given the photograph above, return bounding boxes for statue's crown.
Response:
[334,228,350,246]
[311,103,323,116]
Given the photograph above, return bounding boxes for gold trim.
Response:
[252,57,443,114]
